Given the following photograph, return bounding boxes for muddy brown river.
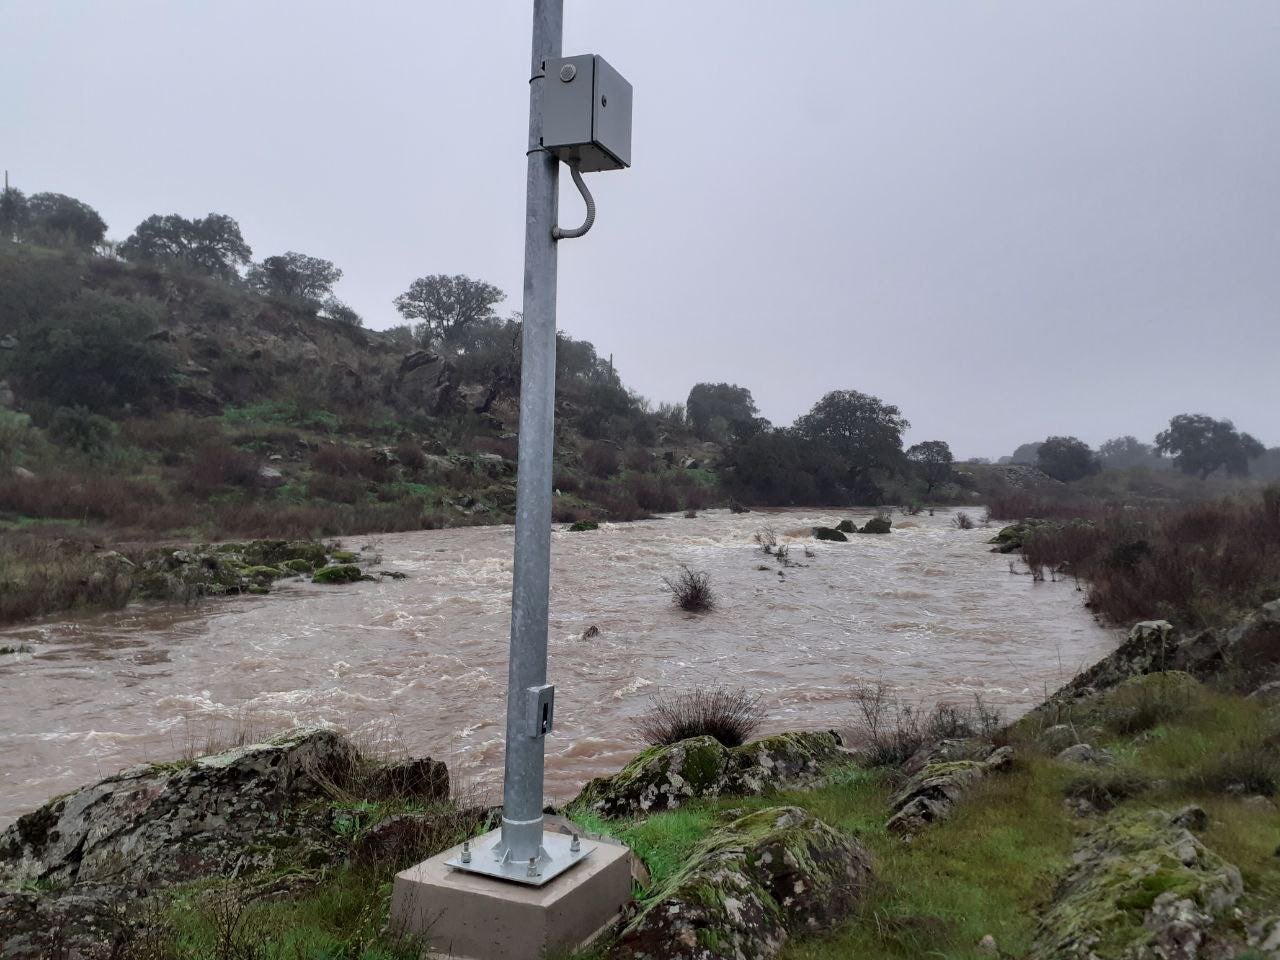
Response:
[0,508,1117,827]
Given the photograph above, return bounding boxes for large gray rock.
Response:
[0,727,354,889]
[886,745,1014,835]
[612,806,873,960]
[572,732,844,819]
[1032,809,1243,960]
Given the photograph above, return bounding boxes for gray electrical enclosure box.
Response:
[527,684,555,739]
[541,54,631,172]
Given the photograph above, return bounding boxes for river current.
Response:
[0,508,1117,826]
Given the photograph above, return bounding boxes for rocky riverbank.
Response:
[0,537,403,627]
[3,602,1278,959]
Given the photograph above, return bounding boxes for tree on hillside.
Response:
[393,274,505,349]
[793,390,909,502]
[22,193,107,249]
[119,213,251,281]
[0,186,29,240]
[906,440,954,494]
[321,297,362,327]
[247,252,342,303]
[1098,435,1158,471]
[686,383,759,441]
[1154,414,1265,480]
[1010,441,1042,465]
[11,291,173,413]
[1037,436,1100,482]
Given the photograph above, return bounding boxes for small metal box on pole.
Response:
[541,55,632,172]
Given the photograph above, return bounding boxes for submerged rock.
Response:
[613,806,873,960]
[835,519,856,533]
[812,526,848,542]
[859,516,892,534]
[1031,809,1243,960]
[572,731,844,818]
[886,745,1014,835]
[312,563,363,584]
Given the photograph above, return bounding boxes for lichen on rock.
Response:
[886,745,1014,835]
[613,806,873,960]
[1031,809,1243,960]
[572,731,845,819]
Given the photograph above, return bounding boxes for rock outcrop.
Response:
[886,745,1014,835]
[612,806,873,960]
[0,728,355,890]
[1031,809,1243,960]
[572,732,845,819]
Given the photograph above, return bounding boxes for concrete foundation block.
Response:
[391,830,633,960]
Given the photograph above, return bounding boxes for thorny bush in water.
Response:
[662,566,716,612]
[850,680,1005,767]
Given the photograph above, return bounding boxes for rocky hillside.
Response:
[0,243,722,560]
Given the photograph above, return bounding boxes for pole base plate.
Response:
[445,828,593,886]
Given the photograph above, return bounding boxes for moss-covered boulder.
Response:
[240,540,330,568]
[1031,809,1243,960]
[312,564,363,584]
[568,520,599,532]
[812,526,848,542]
[329,549,359,564]
[240,564,288,582]
[572,731,844,819]
[835,519,856,534]
[613,806,873,960]
[281,558,315,574]
[886,745,1014,835]
[859,515,892,534]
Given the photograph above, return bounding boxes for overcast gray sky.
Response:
[5,1,1278,458]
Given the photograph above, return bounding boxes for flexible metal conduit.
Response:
[552,162,595,240]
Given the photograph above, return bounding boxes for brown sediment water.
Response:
[0,508,1117,827]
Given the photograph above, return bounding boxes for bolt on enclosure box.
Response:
[541,55,631,172]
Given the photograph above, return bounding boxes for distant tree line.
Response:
[1003,414,1271,482]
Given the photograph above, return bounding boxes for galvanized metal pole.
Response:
[497,0,562,867]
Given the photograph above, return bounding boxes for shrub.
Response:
[1013,487,1280,628]
[583,441,621,478]
[181,441,259,495]
[1185,746,1280,797]
[47,406,117,454]
[568,520,598,532]
[850,681,1004,767]
[1063,771,1156,811]
[952,511,974,530]
[637,685,765,748]
[394,440,427,472]
[662,567,716,612]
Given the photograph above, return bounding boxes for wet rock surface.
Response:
[1031,809,1243,960]
[573,731,846,819]
[612,806,873,960]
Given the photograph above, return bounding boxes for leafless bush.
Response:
[754,525,778,552]
[952,512,974,530]
[849,681,1004,767]
[662,567,716,612]
[637,685,765,747]
[900,502,923,516]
